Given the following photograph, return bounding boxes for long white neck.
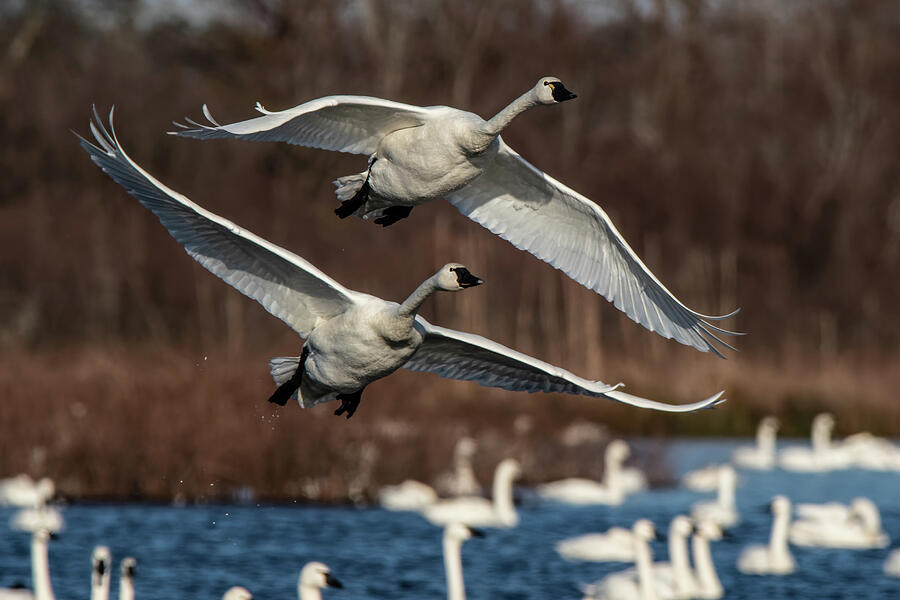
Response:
[634,537,657,600]
[602,452,622,493]
[455,458,478,494]
[669,532,693,597]
[691,535,721,598]
[299,584,322,600]
[91,573,110,600]
[474,90,540,146]
[717,473,734,509]
[31,533,54,600]
[757,425,776,455]
[769,510,790,558]
[398,276,439,318]
[443,534,466,600]
[118,575,134,600]
[492,470,517,526]
[812,423,831,453]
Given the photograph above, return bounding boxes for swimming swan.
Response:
[732,416,778,470]
[222,588,252,600]
[378,479,439,511]
[91,546,111,600]
[537,439,632,505]
[380,437,481,510]
[644,516,695,600]
[778,413,852,472]
[789,497,888,549]
[78,108,726,418]
[884,549,900,577]
[118,558,136,600]
[581,519,657,600]
[7,512,59,600]
[690,466,738,528]
[423,459,520,528]
[556,526,639,563]
[736,495,795,575]
[680,464,723,493]
[691,520,724,599]
[298,562,342,600]
[443,523,483,600]
[171,79,740,356]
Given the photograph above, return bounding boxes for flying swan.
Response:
[171,77,740,357]
[78,108,726,418]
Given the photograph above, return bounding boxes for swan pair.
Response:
[689,466,738,528]
[736,495,795,575]
[778,413,855,472]
[422,458,521,528]
[537,440,642,505]
[0,476,54,509]
[224,562,342,600]
[581,517,723,600]
[78,109,726,419]
[789,497,889,548]
[172,78,740,357]
[90,546,136,600]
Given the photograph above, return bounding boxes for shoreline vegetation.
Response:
[2,0,900,503]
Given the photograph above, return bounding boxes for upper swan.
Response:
[170,77,740,357]
[79,108,725,419]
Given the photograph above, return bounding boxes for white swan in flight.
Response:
[736,495,795,575]
[536,439,633,505]
[789,497,889,549]
[78,108,726,419]
[423,459,520,528]
[443,522,483,600]
[118,558,136,600]
[91,546,111,600]
[732,416,778,470]
[170,78,740,357]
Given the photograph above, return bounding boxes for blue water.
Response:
[2,440,900,599]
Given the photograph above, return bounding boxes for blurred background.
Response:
[2,0,900,503]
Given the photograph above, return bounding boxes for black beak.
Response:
[453,267,483,288]
[468,527,486,538]
[720,530,735,540]
[49,532,59,540]
[325,573,343,589]
[552,83,577,102]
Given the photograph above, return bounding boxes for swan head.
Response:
[445,521,485,543]
[670,515,693,538]
[222,586,253,600]
[633,519,656,541]
[121,557,137,579]
[760,416,779,431]
[850,497,881,528]
[535,77,577,104]
[771,495,791,516]
[812,412,835,432]
[299,562,343,591]
[36,477,55,501]
[435,263,483,291]
[92,545,111,586]
[455,436,478,459]
[606,439,631,462]
[497,458,522,480]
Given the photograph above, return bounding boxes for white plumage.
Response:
[537,440,636,506]
[690,466,738,529]
[732,416,779,470]
[423,459,521,528]
[171,78,740,356]
[442,523,483,600]
[736,495,795,575]
[789,497,889,549]
[78,107,726,417]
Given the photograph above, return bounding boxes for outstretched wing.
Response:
[77,107,358,337]
[169,96,434,155]
[405,317,725,413]
[447,140,741,357]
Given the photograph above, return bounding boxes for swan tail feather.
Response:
[269,356,300,386]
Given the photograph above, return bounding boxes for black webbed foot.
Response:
[373,205,413,227]
[333,389,363,419]
[268,347,309,406]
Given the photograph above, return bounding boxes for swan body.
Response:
[91,546,111,600]
[378,480,438,511]
[434,437,482,497]
[0,476,54,508]
[789,497,888,548]
[222,588,252,600]
[537,440,632,505]
[839,433,900,471]
[884,549,900,577]
[732,417,778,470]
[556,527,638,563]
[0,587,33,600]
[423,459,520,528]
[644,516,695,600]
[171,79,740,356]
[581,520,657,600]
[443,522,483,600]
[79,108,726,418]
[118,558,136,600]
[778,413,853,472]
[737,495,795,575]
[691,521,724,599]
[690,466,738,528]
[298,562,342,600]
[681,464,722,493]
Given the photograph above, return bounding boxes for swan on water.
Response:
[631,515,695,600]
[732,416,779,470]
[778,413,852,472]
[423,459,520,528]
[581,519,657,600]
[681,464,724,493]
[691,520,724,600]
[537,440,633,505]
[118,558,136,600]
[170,78,741,357]
[380,437,481,510]
[78,108,726,419]
[443,522,484,600]
[689,466,738,528]
[0,476,54,508]
[434,437,482,497]
[6,507,62,600]
[884,549,900,577]
[91,546,111,600]
[378,479,439,511]
[556,526,639,563]
[298,562,342,600]
[789,497,889,549]
[736,495,795,575]
[222,588,253,600]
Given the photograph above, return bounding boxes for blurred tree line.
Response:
[1,0,900,500]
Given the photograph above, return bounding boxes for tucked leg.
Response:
[373,205,413,227]
[333,388,364,419]
[268,346,309,406]
[334,160,376,219]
